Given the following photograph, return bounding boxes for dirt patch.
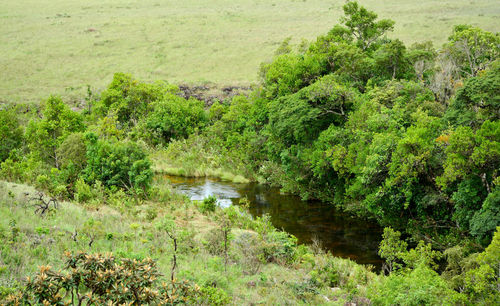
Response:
[177,84,252,106]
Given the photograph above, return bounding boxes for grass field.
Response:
[1,0,498,104]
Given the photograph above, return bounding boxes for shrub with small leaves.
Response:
[262,230,298,265]
[199,195,217,214]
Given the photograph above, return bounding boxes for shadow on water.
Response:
[164,175,384,268]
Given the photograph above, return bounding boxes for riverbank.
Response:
[0,180,379,304]
[165,174,384,267]
[150,148,251,184]
[2,178,498,304]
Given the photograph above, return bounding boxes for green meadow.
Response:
[1,0,498,104]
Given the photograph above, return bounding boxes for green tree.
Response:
[56,132,87,171]
[379,227,408,273]
[83,133,153,200]
[341,1,395,51]
[373,39,411,80]
[261,53,328,99]
[98,73,175,126]
[407,41,437,82]
[462,227,500,303]
[0,108,23,162]
[268,76,356,148]
[380,111,444,224]
[447,25,500,77]
[25,96,85,168]
[369,263,456,305]
[438,120,499,193]
[470,188,500,243]
[145,94,207,145]
[445,60,500,127]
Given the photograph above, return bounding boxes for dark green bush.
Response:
[83,133,153,199]
[0,108,23,163]
[145,94,207,145]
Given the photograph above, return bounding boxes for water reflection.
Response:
[165,175,383,268]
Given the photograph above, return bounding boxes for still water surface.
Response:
[165,175,383,267]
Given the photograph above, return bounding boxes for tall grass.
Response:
[149,140,251,183]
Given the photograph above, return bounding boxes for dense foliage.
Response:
[159,1,500,247]
[0,1,498,304]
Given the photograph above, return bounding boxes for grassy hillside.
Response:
[2,179,498,304]
[1,0,498,104]
[0,180,381,304]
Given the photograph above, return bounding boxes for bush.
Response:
[83,133,153,199]
[198,286,232,306]
[0,108,23,163]
[145,94,208,145]
[96,73,174,126]
[232,230,264,274]
[199,195,217,214]
[203,227,226,256]
[309,254,375,290]
[74,179,105,203]
[25,96,85,168]
[3,252,201,305]
[470,188,500,244]
[368,264,456,305]
[462,227,500,303]
[56,132,87,171]
[262,230,298,265]
[0,152,43,184]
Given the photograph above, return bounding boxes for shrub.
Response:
[462,227,500,303]
[198,286,232,306]
[199,195,217,214]
[368,264,456,306]
[83,133,153,200]
[0,152,43,184]
[145,94,208,145]
[56,132,87,171]
[97,73,173,126]
[470,188,500,244]
[2,252,201,305]
[309,254,375,290]
[232,230,264,274]
[262,230,298,265]
[203,227,226,256]
[25,96,85,168]
[0,108,23,163]
[74,179,105,203]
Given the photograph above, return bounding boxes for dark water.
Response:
[165,175,383,268]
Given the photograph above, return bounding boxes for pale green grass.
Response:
[150,146,251,183]
[154,165,250,184]
[0,180,377,304]
[1,0,498,104]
